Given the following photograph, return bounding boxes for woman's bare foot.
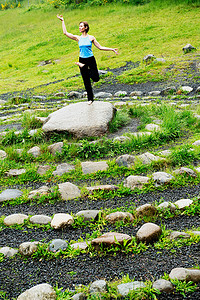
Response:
[75,62,85,68]
[88,100,94,105]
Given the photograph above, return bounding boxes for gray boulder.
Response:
[169,268,200,283]
[42,102,116,137]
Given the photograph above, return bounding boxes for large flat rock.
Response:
[42,101,116,137]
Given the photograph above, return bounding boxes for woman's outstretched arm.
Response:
[57,15,79,41]
[92,37,118,54]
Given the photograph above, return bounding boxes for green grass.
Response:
[0,1,199,94]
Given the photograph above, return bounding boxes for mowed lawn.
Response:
[0,2,200,94]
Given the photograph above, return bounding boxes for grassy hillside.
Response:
[0,1,200,95]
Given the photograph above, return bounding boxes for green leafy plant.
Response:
[171,279,197,297]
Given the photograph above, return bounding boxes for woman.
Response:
[57,15,118,104]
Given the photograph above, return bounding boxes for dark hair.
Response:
[79,21,89,33]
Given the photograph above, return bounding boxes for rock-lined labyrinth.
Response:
[0,89,200,299]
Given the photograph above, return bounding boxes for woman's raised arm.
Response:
[57,15,79,41]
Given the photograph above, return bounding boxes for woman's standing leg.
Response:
[79,57,94,101]
[88,56,100,83]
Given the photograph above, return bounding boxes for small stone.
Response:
[28,186,49,199]
[4,214,28,226]
[89,280,107,294]
[68,91,83,99]
[54,92,65,97]
[94,92,112,98]
[124,175,150,189]
[0,247,18,257]
[113,136,131,143]
[91,232,132,247]
[32,95,46,100]
[48,142,63,155]
[86,185,118,193]
[130,91,143,97]
[51,213,74,229]
[148,91,161,96]
[169,231,191,240]
[182,44,196,53]
[136,204,157,218]
[159,150,172,156]
[75,210,101,221]
[160,87,176,96]
[114,91,127,97]
[30,215,52,225]
[0,150,7,159]
[117,281,146,296]
[0,189,22,202]
[143,54,156,64]
[153,279,174,293]
[145,124,160,131]
[105,211,134,223]
[19,242,39,256]
[17,283,56,300]
[81,161,108,174]
[158,202,176,211]
[49,239,68,252]
[136,222,162,243]
[6,169,26,177]
[52,163,75,176]
[58,182,81,200]
[27,146,41,157]
[174,167,197,177]
[174,199,193,209]
[180,86,193,94]
[116,154,135,167]
[35,116,47,124]
[138,152,164,164]
[37,165,51,175]
[71,242,89,250]
[71,293,86,300]
[152,172,174,185]
[192,140,200,146]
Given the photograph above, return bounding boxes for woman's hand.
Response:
[57,14,64,22]
[113,48,119,55]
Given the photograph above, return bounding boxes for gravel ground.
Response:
[0,59,200,299]
[0,184,200,299]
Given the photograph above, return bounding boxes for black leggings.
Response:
[79,56,100,101]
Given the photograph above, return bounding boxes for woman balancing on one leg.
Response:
[57,15,118,104]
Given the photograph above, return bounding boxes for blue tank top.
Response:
[78,36,93,58]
